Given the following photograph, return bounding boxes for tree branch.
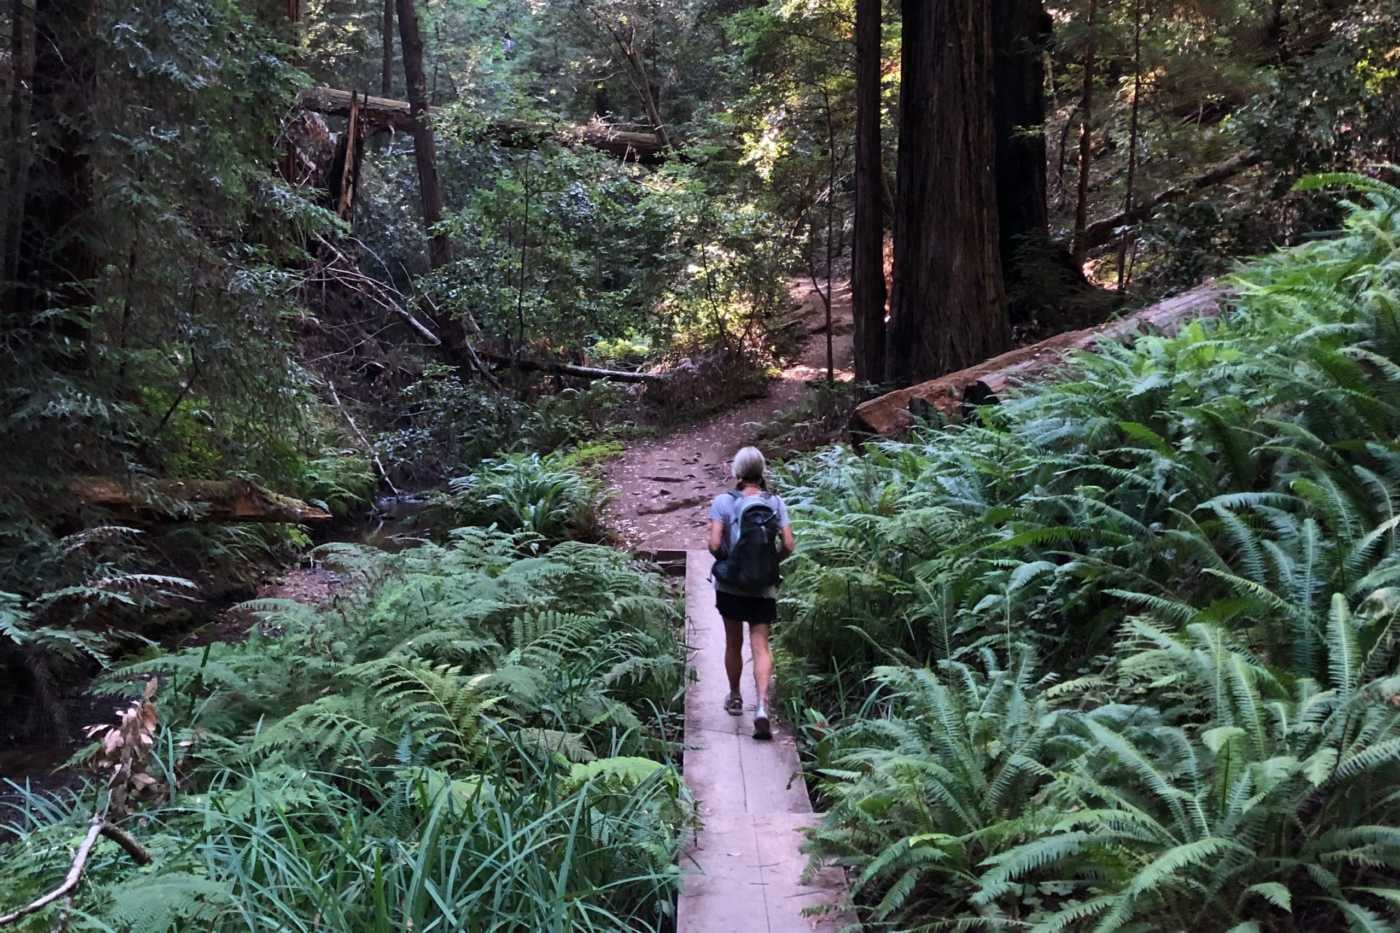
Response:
[0,818,101,927]
[1079,150,1264,251]
[479,352,662,384]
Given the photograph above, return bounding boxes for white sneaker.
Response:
[752,707,771,740]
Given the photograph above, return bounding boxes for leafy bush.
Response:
[519,382,634,453]
[783,177,1400,930]
[374,364,530,483]
[294,447,377,518]
[1,531,688,930]
[443,452,608,544]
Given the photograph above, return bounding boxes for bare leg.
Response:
[723,618,744,695]
[749,623,773,710]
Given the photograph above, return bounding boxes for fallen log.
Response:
[851,282,1231,437]
[298,87,666,162]
[479,352,664,384]
[72,478,332,524]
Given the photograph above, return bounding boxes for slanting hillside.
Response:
[779,177,1400,930]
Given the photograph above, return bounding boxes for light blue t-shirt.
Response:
[709,490,791,598]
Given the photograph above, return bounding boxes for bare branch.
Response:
[0,818,103,927]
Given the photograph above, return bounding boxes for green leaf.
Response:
[1245,882,1292,912]
[1202,726,1246,755]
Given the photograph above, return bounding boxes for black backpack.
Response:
[713,491,781,593]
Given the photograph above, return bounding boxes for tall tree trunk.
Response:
[823,88,836,383]
[613,26,670,150]
[888,0,1008,385]
[1070,0,1097,266]
[381,0,394,96]
[1116,0,1143,290]
[992,0,1053,321]
[397,0,450,269]
[3,0,35,290]
[14,0,100,345]
[852,0,886,385]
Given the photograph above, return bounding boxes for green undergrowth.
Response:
[434,444,619,545]
[1,530,689,931]
[775,176,1400,929]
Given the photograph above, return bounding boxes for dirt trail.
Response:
[604,279,854,551]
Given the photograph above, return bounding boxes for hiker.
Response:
[707,446,795,740]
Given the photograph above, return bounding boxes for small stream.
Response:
[323,493,440,550]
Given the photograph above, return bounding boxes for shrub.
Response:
[442,452,608,544]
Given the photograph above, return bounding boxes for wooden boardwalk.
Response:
[678,550,852,932]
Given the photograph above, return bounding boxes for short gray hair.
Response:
[731,446,766,483]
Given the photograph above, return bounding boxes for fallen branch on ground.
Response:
[324,380,399,497]
[306,237,501,390]
[0,818,151,927]
[851,282,1230,437]
[480,352,664,384]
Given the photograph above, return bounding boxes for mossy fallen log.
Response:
[298,87,667,162]
[71,478,332,524]
[851,282,1231,437]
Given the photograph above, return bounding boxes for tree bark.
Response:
[992,0,1054,320]
[332,91,362,221]
[1116,0,1144,290]
[887,0,1008,385]
[1070,0,1098,266]
[396,0,450,269]
[621,39,671,152]
[851,0,886,385]
[13,0,100,348]
[381,0,394,96]
[3,0,34,290]
[586,12,671,151]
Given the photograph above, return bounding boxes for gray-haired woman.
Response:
[706,446,795,740]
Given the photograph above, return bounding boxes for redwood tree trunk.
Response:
[888,0,1008,385]
[13,0,100,339]
[992,0,1052,320]
[397,0,450,269]
[1116,0,1144,290]
[851,0,886,385]
[381,0,394,96]
[3,0,35,289]
[1070,0,1098,266]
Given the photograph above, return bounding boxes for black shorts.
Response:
[715,591,777,626]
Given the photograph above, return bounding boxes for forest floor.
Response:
[603,277,854,552]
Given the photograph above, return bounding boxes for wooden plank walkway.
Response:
[678,550,852,932]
